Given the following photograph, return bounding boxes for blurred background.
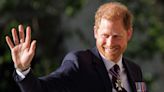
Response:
[0,0,164,92]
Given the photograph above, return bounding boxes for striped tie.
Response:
[109,64,127,92]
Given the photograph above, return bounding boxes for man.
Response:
[6,2,147,92]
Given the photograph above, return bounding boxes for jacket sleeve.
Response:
[13,52,80,92]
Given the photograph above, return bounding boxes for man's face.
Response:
[94,18,132,62]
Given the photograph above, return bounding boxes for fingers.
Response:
[7,25,32,48]
[5,36,14,49]
[29,40,36,55]
[19,25,25,43]
[11,28,19,45]
[25,26,31,47]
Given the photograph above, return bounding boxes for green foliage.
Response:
[0,0,164,92]
[0,0,86,91]
[120,0,164,91]
[64,0,86,16]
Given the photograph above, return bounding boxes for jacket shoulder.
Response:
[62,49,92,68]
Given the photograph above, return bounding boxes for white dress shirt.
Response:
[16,67,31,79]
[100,53,131,92]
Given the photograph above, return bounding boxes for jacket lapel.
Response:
[123,58,137,92]
[90,48,112,92]
[90,47,138,92]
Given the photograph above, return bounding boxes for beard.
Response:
[98,44,125,62]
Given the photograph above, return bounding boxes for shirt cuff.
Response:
[16,67,31,79]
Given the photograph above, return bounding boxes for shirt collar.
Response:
[99,53,123,72]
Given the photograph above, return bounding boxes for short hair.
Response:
[94,2,133,30]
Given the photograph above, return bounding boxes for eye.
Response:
[113,35,122,39]
[101,34,109,38]
[113,35,118,38]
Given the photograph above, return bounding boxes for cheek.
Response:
[97,38,106,45]
[118,35,128,44]
[119,39,128,48]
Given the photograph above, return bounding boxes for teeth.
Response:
[105,47,117,52]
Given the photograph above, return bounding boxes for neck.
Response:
[99,53,122,64]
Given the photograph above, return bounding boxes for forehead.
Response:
[100,18,122,25]
[99,18,125,32]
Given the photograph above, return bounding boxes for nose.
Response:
[106,36,115,47]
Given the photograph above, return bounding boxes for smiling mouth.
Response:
[104,47,119,53]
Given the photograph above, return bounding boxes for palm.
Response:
[6,25,36,70]
[11,43,31,68]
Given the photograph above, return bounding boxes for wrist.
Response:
[16,67,31,79]
[16,67,30,72]
[14,64,31,72]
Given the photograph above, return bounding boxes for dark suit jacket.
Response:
[14,47,145,92]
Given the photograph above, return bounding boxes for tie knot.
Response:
[109,64,120,78]
[113,64,120,73]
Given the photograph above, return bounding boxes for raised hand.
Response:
[6,25,36,71]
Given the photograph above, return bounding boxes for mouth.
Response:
[104,46,119,53]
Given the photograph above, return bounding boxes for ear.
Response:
[127,27,133,41]
[94,26,98,39]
